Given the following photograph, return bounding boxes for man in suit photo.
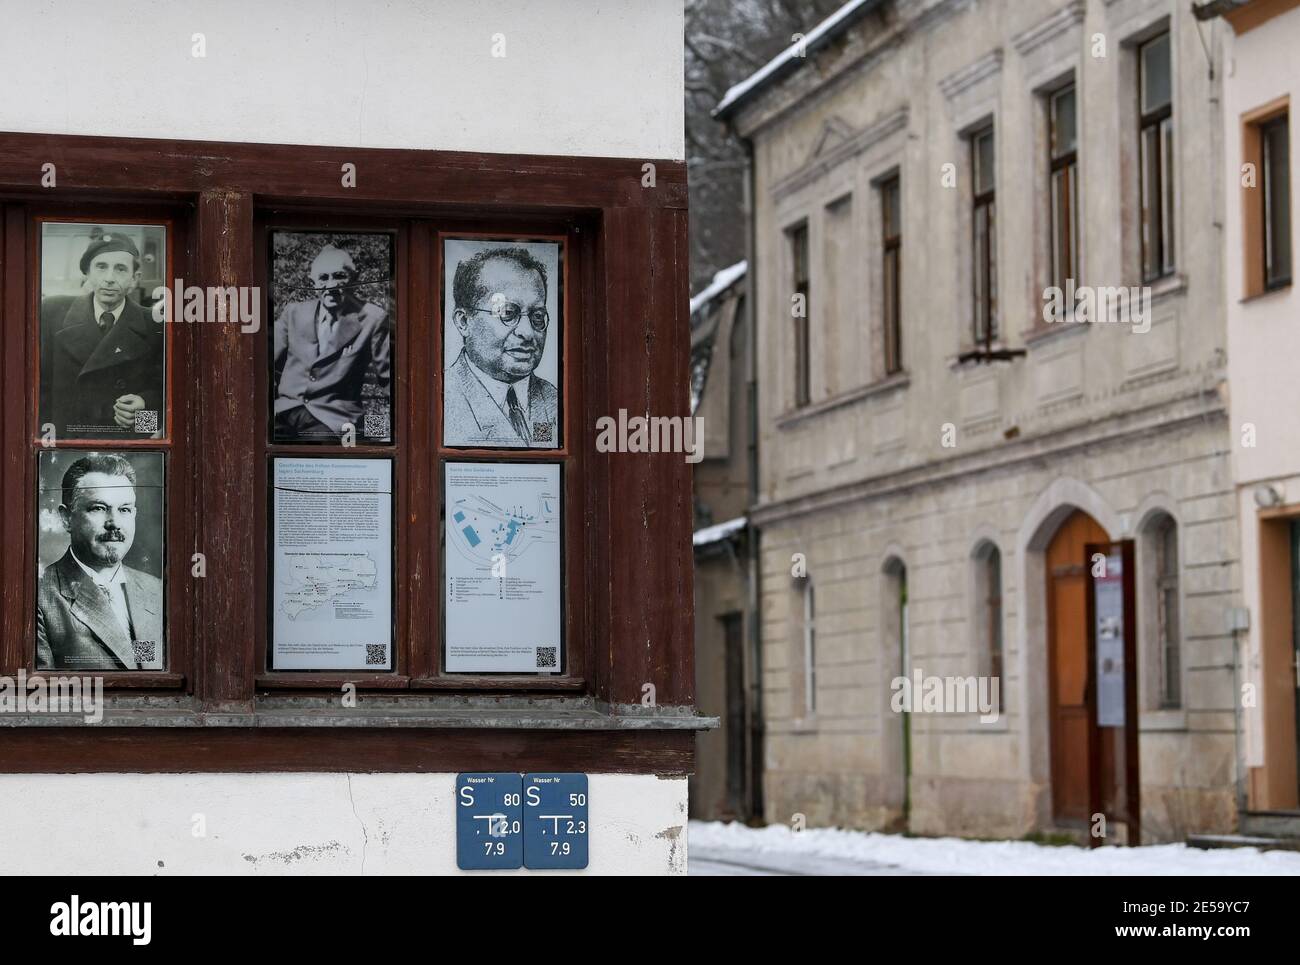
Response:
[444,245,559,448]
[272,242,392,443]
[37,454,163,671]
[39,232,165,439]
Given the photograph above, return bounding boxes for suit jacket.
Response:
[273,297,391,437]
[36,549,164,671]
[444,350,558,447]
[39,295,164,438]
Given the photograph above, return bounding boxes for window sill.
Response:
[1022,317,1089,348]
[776,373,910,429]
[1240,280,1293,305]
[1147,271,1187,303]
[0,696,719,731]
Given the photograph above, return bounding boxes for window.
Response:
[790,223,811,407]
[973,542,1003,710]
[802,580,816,716]
[0,132,698,775]
[1243,102,1291,297]
[1139,32,1175,281]
[970,127,997,346]
[1262,114,1292,290]
[880,176,902,374]
[1049,83,1079,292]
[1153,515,1181,709]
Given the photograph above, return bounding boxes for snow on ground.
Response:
[689,820,1300,876]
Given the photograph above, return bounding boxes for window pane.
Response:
[882,178,900,239]
[1161,117,1176,274]
[1140,33,1171,116]
[1051,85,1077,158]
[987,201,998,340]
[791,225,809,284]
[1052,166,1077,287]
[1140,123,1160,280]
[974,128,995,196]
[1264,117,1292,287]
[974,205,988,342]
[883,247,900,373]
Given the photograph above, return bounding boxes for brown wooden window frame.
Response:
[789,222,811,408]
[1138,31,1175,283]
[970,127,997,349]
[1049,82,1080,294]
[1260,113,1292,292]
[0,132,701,776]
[1241,98,1292,299]
[880,174,903,375]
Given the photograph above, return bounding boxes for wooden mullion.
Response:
[195,189,256,708]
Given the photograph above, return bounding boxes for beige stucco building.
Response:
[716,0,1243,842]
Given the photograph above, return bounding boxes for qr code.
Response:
[363,410,390,440]
[132,640,157,664]
[134,410,159,434]
[365,644,387,666]
[532,421,553,443]
[536,646,557,668]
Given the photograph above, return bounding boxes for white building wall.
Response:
[0,773,688,874]
[1220,8,1300,773]
[0,0,685,160]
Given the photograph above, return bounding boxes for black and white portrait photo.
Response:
[442,238,562,449]
[38,222,167,441]
[270,231,394,444]
[36,450,165,671]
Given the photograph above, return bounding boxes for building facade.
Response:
[1199,0,1299,818]
[718,0,1241,842]
[0,0,700,874]
[688,264,764,822]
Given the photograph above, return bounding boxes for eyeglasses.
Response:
[466,302,549,332]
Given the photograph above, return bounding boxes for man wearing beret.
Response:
[39,232,164,439]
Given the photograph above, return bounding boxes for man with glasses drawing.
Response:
[445,247,558,448]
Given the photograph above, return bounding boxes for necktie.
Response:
[99,311,114,331]
[506,385,532,445]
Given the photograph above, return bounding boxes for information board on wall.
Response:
[444,461,561,673]
[1094,551,1125,728]
[271,457,393,670]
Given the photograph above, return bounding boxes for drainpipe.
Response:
[740,133,765,824]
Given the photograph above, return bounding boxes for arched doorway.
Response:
[1045,509,1109,824]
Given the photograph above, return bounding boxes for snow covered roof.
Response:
[713,0,885,120]
[690,260,747,317]
[693,516,747,547]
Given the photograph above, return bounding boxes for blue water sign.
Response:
[523,773,589,870]
[456,773,523,870]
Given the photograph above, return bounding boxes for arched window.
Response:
[1148,513,1181,709]
[973,541,1004,710]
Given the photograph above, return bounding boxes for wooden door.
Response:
[1046,510,1110,823]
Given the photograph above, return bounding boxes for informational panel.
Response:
[271,457,393,670]
[456,773,523,870]
[1093,550,1126,728]
[444,461,561,673]
[523,773,589,870]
